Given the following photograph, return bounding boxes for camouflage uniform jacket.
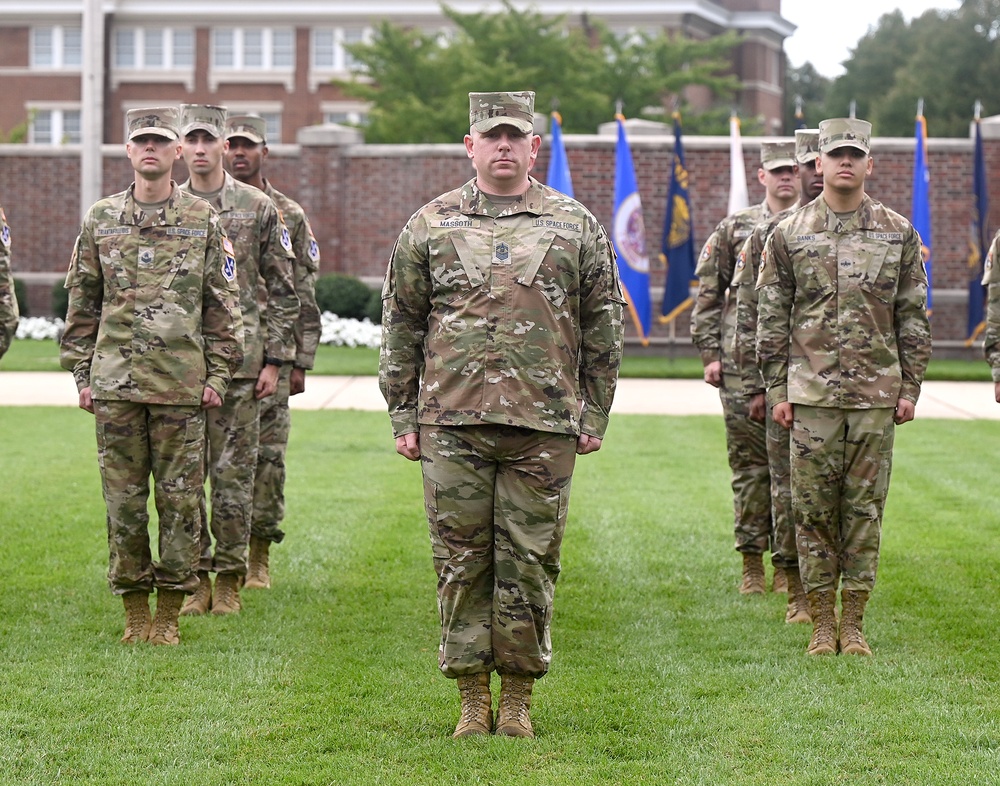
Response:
[980,229,1000,379]
[60,182,243,404]
[756,194,931,409]
[264,180,321,370]
[0,205,18,357]
[380,176,626,440]
[731,206,797,395]
[690,202,770,375]
[181,172,298,378]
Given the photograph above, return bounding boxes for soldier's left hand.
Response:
[78,386,94,414]
[290,367,306,395]
[202,386,222,409]
[748,393,766,423]
[577,434,603,454]
[894,398,915,425]
[255,364,279,399]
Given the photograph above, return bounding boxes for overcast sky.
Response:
[782,0,963,78]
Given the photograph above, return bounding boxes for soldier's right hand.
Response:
[395,432,420,461]
[703,360,722,388]
[994,381,1000,404]
[202,386,223,409]
[773,401,793,429]
[78,387,94,414]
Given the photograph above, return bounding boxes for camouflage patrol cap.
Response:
[179,104,228,138]
[818,117,871,154]
[794,128,820,164]
[760,141,796,170]
[126,107,179,141]
[225,114,266,144]
[469,91,535,134]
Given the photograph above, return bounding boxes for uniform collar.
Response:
[459,176,546,218]
[120,181,185,227]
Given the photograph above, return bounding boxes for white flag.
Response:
[728,114,749,215]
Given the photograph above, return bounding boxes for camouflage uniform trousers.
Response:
[419,424,577,680]
[765,404,796,568]
[197,378,260,576]
[718,374,771,555]
[252,366,291,544]
[94,400,205,596]
[790,405,894,593]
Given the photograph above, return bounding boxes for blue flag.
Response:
[659,114,697,323]
[967,116,990,343]
[612,115,651,344]
[912,113,932,313]
[546,111,574,198]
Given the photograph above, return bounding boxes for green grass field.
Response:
[1,339,994,381]
[2,407,999,784]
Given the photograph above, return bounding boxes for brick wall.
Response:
[3,129,998,351]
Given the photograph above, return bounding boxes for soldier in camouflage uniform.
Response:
[0,205,18,358]
[690,141,800,595]
[380,91,625,739]
[731,129,822,625]
[59,107,243,645]
[982,231,1000,397]
[756,118,931,656]
[224,114,322,590]
[177,104,299,617]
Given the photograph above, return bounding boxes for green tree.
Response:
[337,1,742,142]
[783,62,830,132]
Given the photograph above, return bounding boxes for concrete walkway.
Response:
[1,371,999,419]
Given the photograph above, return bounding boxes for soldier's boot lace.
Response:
[806,589,838,655]
[771,565,788,593]
[784,566,812,624]
[211,573,242,615]
[244,536,272,590]
[149,589,185,646]
[120,591,152,644]
[738,552,766,594]
[180,571,212,616]
[495,674,535,738]
[839,589,872,656]
[452,673,493,738]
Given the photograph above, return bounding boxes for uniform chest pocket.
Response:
[98,243,133,292]
[793,248,834,302]
[860,245,902,304]
[431,233,488,304]
[515,232,580,308]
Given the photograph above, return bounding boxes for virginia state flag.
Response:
[612,115,651,344]
[912,112,933,313]
[967,114,990,343]
[659,113,698,324]
[546,111,574,198]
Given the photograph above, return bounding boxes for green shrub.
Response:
[13,278,29,317]
[364,289,383,324]
[314,273,374,320]
[52,280,69,320]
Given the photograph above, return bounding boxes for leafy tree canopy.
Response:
[337,1,744,142]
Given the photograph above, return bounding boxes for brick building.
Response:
[0,0,793,145]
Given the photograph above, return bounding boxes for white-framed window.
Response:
[321,101,370,127]
[30,26,82,69]
[212,27,295,70]
[29,106,82,145]
[113,27,194,70]
[311,27,371,72]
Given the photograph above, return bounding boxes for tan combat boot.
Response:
[839,589,872,656]
[739,552,766,594]
[180,571,212,616]
[495,674,535,738]
[212,573,242,615]
[453,673,493,738]
[771,566,788,593]
[121,591,152,644]
[805,589,838,655]
[244,536,271,590]
[783,566,811,624]
[149,589,185,645]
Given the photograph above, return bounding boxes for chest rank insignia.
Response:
[494,241,510,264]
[139,248,154,267]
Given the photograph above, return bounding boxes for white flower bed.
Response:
[14,313,380,349]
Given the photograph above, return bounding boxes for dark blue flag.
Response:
[912,113,933,313]
[659,113,697,323]
[546,111,574,198]
[967,115,990,343]
[612,115,651,343]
